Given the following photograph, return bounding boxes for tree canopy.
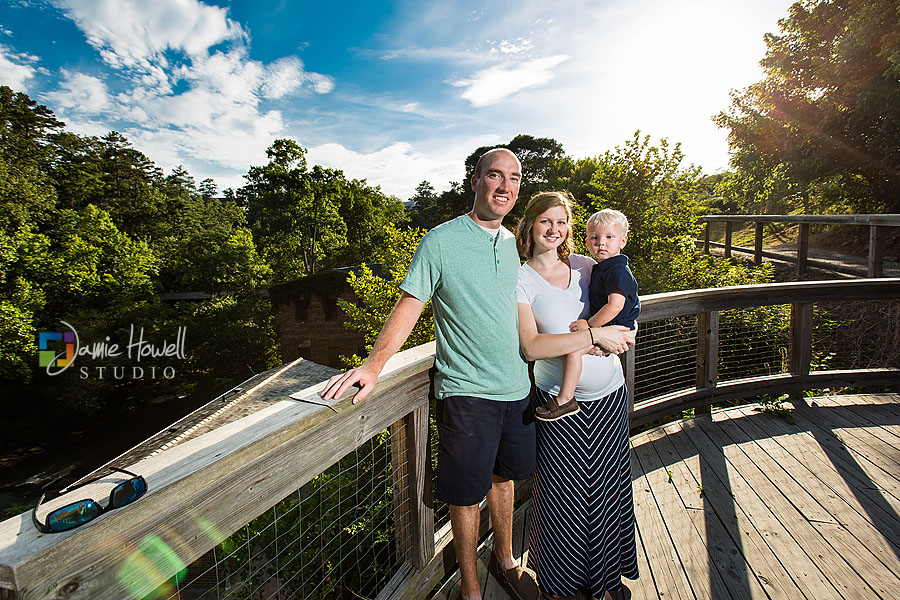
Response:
[0,87,405,431]
[715,0,900,214]
[244,139,406,283]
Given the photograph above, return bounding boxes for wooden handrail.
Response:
[0,344,436,600]
[697,214,899,278]
[638,278,900,321]
[698,214,900,226]
[2,279,899,600]
[627,278,900,429]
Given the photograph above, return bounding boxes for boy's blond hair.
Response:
[586,208,629,235]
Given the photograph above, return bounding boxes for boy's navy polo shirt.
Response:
[588,254,640,329]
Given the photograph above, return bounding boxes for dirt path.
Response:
[764,243,900,277]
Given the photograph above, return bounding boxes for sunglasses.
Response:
[32,467,148,533]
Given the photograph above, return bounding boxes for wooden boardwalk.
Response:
[434,393,900,599]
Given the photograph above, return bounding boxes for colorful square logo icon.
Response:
[38,331,75,367]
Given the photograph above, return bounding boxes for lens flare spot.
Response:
[117,535,186,599]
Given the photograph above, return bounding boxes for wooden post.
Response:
[724,222,733,259]
[754,222,764,266]
[797,223,809,280]
[790,303,813,376]
[624,347,636,416]
[695,311,719,416]
[390,418,412,564]
[703,222,711,254]
[868,225,884,278]
[390,405,435,569]
[408,403,435,568]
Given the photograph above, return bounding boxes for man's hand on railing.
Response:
[320,364,380,404]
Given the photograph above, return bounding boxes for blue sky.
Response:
[0,0,795,199]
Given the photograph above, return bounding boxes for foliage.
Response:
[554,132,707,294]
[715,0,900,214]
[408,134,568,230]
[407,180,440,230]
[0,87,282,427]
[178,294,281,392]
[245,139,406,284]
[464,134,567,210]
[214,433,396,599]
[339,225,433,367]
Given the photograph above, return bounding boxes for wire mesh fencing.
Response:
[148,428,404,600]
[634,303,792,404]
[718,305,791,381]
[811,300,900,371]
[429,398,450,533]
[633,316,698,403]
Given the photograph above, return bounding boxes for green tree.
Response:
[407,180,441,230]
[560,132,706,293]
[199,177,217,199]
[246,138,406,282]
[0,87,62,230]
[245,139,347,282]
[339,225,433,366]
[0,85,64,168]
[715,0,900,214]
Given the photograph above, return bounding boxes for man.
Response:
[321,148,630,600]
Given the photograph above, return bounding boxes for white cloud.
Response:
[43,70,111,112]
[54,0,244,69]
[304,72,335,94]
[493,39,533,55]
[306,135,500,199]
[42,0,335,186]
[375,45,491,65]
[260,56,305,99]
[452,54,569,107]
[0,44,38,90]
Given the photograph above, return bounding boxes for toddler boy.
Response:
[534,208,640,421]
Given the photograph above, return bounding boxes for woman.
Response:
[515,191,638,600]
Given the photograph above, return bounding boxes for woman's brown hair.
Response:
[515,191,575,260]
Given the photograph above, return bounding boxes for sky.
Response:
[0,0,796,200]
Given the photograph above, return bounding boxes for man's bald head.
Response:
[473,147,522,179]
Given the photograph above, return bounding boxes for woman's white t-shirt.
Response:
[516,253,625,401]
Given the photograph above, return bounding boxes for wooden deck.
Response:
[434,393,900,600]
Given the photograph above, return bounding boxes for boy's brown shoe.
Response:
[534,396,580,421]
[488,553,540,600]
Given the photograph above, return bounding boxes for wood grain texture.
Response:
[869,225,885,277]
[0,343,436,600]
[638,278,900,322]
[703,241,873,277]
[698,214,900,225]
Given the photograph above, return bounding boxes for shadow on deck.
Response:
[436,393,900,600]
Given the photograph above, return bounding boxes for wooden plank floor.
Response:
[434,393,900,600]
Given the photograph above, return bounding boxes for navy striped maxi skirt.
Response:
[527,384,639,598]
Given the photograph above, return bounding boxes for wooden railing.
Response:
[1,279,899,600]
[698,214,900,278]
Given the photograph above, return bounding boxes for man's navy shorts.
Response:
[435,394,535,506]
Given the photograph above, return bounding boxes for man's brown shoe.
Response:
[488,553,539,600]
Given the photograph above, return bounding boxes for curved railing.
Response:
[628,278,900,428]
[1,279,898,600]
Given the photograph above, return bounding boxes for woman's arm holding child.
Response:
[520,302,633,361]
